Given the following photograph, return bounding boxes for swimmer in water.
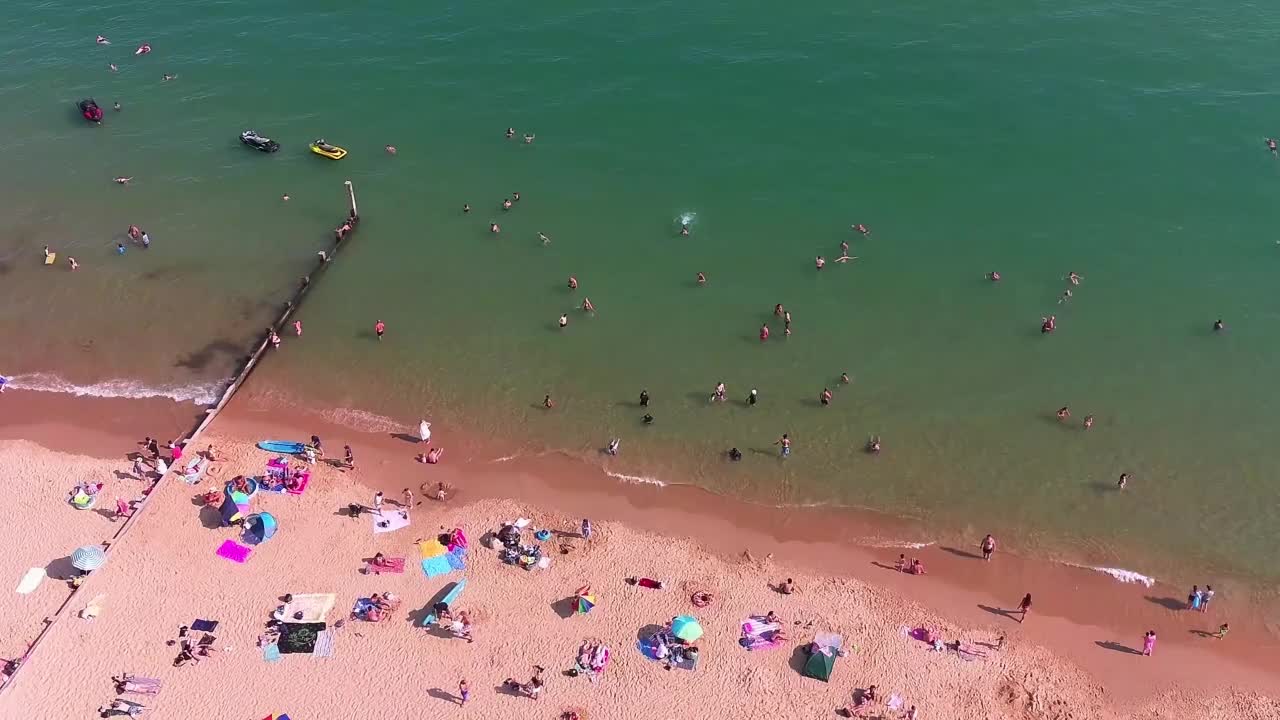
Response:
[815,255,825,270]
[582,297,595,313]
[135,43,151,55]
[841,240,849,256]
[567,276,578,290]
[282,194,290,201]
[1213,318,1224,332]
[835,254,856,263]
[748,388,758,406]
[539,232,551,245]
[680,224,690,236]
[114,176,132,185]
[383,145,396,155]
[96,36,110,45]
[293,320,303,336]
[68,256,78,270]
[696,271,706,285]
[1083,414,1094,430]
[543,394,554,409]
[867,436,882,454]
[852,224,870,236]
[1267,138,1277,155]
[643,413,654,424]
[841,372,850,384]
[109,64,118,72]
[774,304,784,317]
[512,191,520,202]
[713,382,727,403]
[462,204,471,213]
[128,225,141,240]
[820,388,833,406]
[989,271,1001,281]
[759,324,770,342]
[162,74,176,81]
[1067,271,1082,286]
[1117,473,1129,490]
[502,199,512,211]
[506,128,515,139]
[1041,315,1056,334]
[1056,406,1071,421]
[558,314,568,329]
[490,222,500,233]
[1058,289,1072,304]
[523,133,535,144]
[113,102,121,111]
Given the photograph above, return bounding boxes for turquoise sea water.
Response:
[2,1,1280,584]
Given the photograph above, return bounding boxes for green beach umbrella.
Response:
[671,615,703,642]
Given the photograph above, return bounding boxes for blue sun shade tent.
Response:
[245,512,278,543]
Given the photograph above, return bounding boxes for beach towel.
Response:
[216,540,252,563]
[742,619,781,637]
[281,593,336,623]
[422,555,452,578]
[287,472,310,495]
[418,538,447,559]
[312,630,334,658]
[263,643,281,662]
[366,557,406,574]
[16,567,45,594]
[372,509,411,534]
[191,619,219,632]
[182,459,208,485]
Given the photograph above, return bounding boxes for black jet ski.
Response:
[78,99,103,124]
[240,130,280,153]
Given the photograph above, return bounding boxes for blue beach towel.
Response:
[263,643,281,662]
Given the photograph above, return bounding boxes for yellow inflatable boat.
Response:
[310,139,347,160]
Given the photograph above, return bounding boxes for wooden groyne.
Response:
[0,181,362,695]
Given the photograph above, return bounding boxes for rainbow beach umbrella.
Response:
[575,593,596,614]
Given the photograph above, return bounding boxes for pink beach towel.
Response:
[287,472,310,495]
[365,557,406,574]
[216,540,252,563]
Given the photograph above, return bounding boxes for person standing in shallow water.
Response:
[639,389,649,407]
[775,433,791,457]
[981,534,996,561]
[1017,593,1032,623]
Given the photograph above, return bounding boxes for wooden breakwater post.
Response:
[0,180,363,697]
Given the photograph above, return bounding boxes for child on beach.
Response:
[1215,623,1229,639]
[1142,630,1157,656]
[458,679,469,706]
[1017,593,1032,623]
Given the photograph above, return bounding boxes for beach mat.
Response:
[312,630,334,658]
[281,593,336,623]
[191,619,219,632]
[372,509,410,534]
[279,622,326,654]
[216,540,252,563]
[16,567,46,594]
[263,643,281,662]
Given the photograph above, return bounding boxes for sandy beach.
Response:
[0,392,1277,720]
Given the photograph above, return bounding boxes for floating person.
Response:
[1056,406,1071,421]
[512,192,520,202]
[1067,271,1082,286]
[523,133,535,144]
[642,413,654,424]
[506,127,515,139]
[385,144,397,155]
[539,232,551,245]
[852,223,871,236]
[68,257,78,270]
[606,438,620,456]
[113,101,121,111]
[1118,472,1129,490]
[282,194,290,201]
[1267,138,1277,155]
[815,255,825,270]
[1041,315,1056,334]
[1213,318,1225,332]
[840,372,850,384]
[774,303,784,317]
[162,73,176,81]
[114,176,132,185]
[116,242,126,255]
[696,271,706,285]
[502,199,512,211]
[567,276,578,290]
[558,314,568,328]
[835,254,857,263]
[1058,289,1072,304]
[96,35,110,45]
[462,203,471,213]
[680,224,690,236]
[109,64,118,72]
[989,271,1001,281]
[135,43,151,55]
[490,222,500,233]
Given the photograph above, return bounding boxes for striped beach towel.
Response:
[312,631,334,658]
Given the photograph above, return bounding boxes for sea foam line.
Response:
[605,470,668,488]
[3,372,223,405]
[1065,563,1157,588]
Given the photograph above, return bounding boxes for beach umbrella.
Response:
[575,593,596,614]
[671,615,703,642]
[71,545,107,572]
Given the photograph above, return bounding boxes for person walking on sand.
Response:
[418,420,432,444]
[402,487,414,508]
[374,320,385,340]
[1017,593,1032,623]
[458,678,470,706]
[775,433,791,458]
[1200,585,1214,612]
[1215,623,1229,639]
[373,491,384,516]
[581,518,593,541]
[981,534,996,561]
[1142,630,1156,656]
